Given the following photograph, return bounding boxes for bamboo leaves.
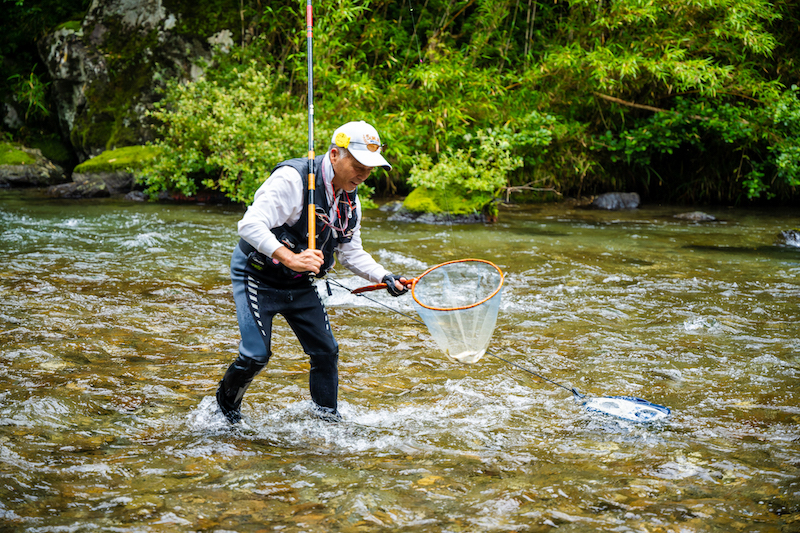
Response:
[135,0,797,204]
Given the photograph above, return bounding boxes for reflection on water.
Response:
[1,189,799,531]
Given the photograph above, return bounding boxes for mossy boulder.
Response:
[73,145,160,174]
[0,143,66,187]
[388,187,496,224]
[404,186,494,215]
[0,143,37,166]
[48,145,159,198]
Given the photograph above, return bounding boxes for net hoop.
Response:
[411,259,504,311]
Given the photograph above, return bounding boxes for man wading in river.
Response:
[216,121,408,423]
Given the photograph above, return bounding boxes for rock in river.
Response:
[590,192,640,210]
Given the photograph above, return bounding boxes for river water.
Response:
[1,189,798,532]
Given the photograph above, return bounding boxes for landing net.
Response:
[411,259,504,364]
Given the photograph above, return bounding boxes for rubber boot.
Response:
[216,354,266,424]
[311,404,342,423]
[309,351,340,422]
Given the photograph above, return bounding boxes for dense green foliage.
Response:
[3,0,798,206]
[1,0,90,155]
[7,68,50,121]
[596,88,800,201]
[142,61,305,203]
[142,0,798,206]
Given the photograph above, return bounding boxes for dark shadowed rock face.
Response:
[37,27,109,159]
[37,0,232,161]
[590,192,640,210]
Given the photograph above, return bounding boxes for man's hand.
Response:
[382,273,409,297]
[273,247,324,274]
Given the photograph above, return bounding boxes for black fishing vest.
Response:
[239,155,359,284]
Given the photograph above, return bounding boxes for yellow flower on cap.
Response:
[335,132,351,148]
[331,121,392,171]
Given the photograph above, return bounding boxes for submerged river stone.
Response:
[48,171,134,198]
[675,211,717,221]
[590,192,640,210]
[388,208,486,224]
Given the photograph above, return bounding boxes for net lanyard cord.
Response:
[486,352,585,400]
[326,278,586,401]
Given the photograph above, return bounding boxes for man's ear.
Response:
[329,147,340,165]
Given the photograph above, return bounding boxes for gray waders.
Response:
[216,244,340,423]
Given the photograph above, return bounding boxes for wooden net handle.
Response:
[351,278,416,295]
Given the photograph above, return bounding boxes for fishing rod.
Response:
[306,0,316,250]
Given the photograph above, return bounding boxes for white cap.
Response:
[331,121,392,171]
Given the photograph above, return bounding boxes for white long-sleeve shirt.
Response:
[237,152,390,283]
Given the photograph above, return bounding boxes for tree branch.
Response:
[593,92,711,121]
[593,92,670,114]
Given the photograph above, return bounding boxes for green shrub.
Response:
[408,128,522,212]
[141,61,305,203]
[7,67,49,121]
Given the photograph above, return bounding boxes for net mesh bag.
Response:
[411,259,504,364]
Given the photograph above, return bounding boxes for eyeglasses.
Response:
[349,141,387,154]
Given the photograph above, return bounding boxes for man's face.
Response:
[330,148,373,193]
